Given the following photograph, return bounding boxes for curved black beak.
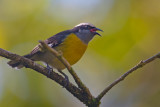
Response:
[95,28,103,36]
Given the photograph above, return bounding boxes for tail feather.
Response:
[7,54,32,69]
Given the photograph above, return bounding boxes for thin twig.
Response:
[39,40,92,97]
[96,52,160,102]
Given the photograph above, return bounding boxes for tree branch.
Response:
[0,45,160,107]
[0,48,93,106]
[96,52,160,102]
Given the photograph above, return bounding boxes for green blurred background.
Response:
[0,0,160,107]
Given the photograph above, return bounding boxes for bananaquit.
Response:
[8,23,103,78]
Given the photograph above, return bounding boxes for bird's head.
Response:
[72,23,103,44]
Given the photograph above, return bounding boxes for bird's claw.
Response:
[58,69,69,87]
[46,64,53,77]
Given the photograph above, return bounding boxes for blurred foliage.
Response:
[0,24,7,49]
[0,0,160,107]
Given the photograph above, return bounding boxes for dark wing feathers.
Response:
[30,45,40,55]
[30,30,72,55]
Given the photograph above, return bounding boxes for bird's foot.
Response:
[58,69,69,87]
[46,64,53,77]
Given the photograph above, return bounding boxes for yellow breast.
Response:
[56,33,87,65]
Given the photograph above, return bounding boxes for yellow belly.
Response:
[51,33,87,70]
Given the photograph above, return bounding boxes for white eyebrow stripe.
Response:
[75,23,95,27]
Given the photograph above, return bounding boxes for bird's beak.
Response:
[95,28,103,36]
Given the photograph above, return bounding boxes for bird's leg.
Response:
[46,63,53,76]
[58,69,69,87]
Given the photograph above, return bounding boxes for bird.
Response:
[8,23,103,80]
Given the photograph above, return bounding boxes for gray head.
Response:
[72,23,103,44]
